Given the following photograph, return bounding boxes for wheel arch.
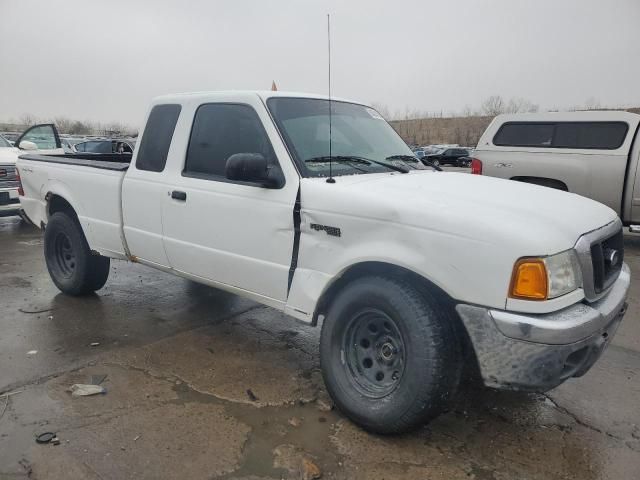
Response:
[510,176,569,191]
[46,193,78,221]
[43,191,94,248]
[313,261,451,322]
[314,261,482,395]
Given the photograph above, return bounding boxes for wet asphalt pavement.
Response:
[0,215,639,480]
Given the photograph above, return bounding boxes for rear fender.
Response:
[44,181,94,247]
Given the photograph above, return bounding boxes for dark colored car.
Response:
[423,148,470,167]
[74,139,134,154]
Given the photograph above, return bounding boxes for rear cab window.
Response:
[136,104,182,172]
[493,121,628,150]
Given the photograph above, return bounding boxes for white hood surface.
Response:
[301,170,617,255]
[0,148,20,165]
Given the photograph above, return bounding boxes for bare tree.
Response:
[480,96,505,116]
[70,121,91,135]
[18,113,38,127]
[505,97,539,114]
[370,102,391,120]
[54,117,75,134]
[462,105,476,117]
[584,97,601,111]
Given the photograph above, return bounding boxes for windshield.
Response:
[0,135,11,148]
[267,97,421,177]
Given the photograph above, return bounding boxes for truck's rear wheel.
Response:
[320,276,461,434]
[44,212,110,295]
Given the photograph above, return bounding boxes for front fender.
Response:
[285,211,504,322]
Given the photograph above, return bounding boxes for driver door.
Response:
[15,124,64,155]
[161,97,300,305]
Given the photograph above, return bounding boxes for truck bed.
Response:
[19,152,131,171]
[17,152,131,259]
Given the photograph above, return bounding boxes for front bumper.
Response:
[0,188,21,217]
[456,263,630,392]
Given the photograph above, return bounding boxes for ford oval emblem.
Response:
[604,248,620,267]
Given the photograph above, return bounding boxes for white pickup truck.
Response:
[16,91,629,434]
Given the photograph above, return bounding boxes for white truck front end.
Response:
[294,170,629,393]
[457,219,628,391]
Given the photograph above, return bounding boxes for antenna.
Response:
[326,13,335,184]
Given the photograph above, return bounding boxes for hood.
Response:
[0,147,19,165]
[300,170,617,255]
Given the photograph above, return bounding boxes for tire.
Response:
[320,276,461,434]
[44,212,110,295]
[431,159,440,167]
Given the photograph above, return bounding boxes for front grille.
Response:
[574,218,623,302]
[0,164,19,189]
[590,228,624,293]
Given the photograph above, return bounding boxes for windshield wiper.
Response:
[305,155,409,173]
[386,155,442,171]
[305,155,369,173]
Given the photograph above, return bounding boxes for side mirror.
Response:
[18,140,38,151]
[225,153,284,188]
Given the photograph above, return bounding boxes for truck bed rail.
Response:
[19,153,131,171]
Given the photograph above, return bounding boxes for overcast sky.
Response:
[1,0,639,127]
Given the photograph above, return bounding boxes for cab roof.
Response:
[152,90,362,106]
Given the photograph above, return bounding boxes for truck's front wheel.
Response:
[320,276,461,434]
[44,212,110,295]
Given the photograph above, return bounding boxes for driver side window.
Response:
[183,103,277,181]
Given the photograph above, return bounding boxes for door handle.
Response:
[171,190,187,201]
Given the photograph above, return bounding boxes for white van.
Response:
[471,111,640,228]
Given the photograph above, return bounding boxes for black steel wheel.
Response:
[52,231,77,278]
[44,212,110,295]
[343,309,406,398]
[320,275,461,434]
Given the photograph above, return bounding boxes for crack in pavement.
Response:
[0,364,94,398]
[542,393,626,443]
[105,359,321,408]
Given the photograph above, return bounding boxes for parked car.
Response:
[60,137,89,153]
[456,156,472,167]
[73,139,134,154]
[422,147,470,167]
[421,145,447,155]
[0,134,21,217]
[472,111,640,230]
[16,92,629,434]
[0,132,21,144]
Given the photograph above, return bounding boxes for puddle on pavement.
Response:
[171,381,343,479]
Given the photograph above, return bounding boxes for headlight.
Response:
[510,250,582,301]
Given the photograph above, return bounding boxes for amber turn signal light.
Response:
[510,258,548,300]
